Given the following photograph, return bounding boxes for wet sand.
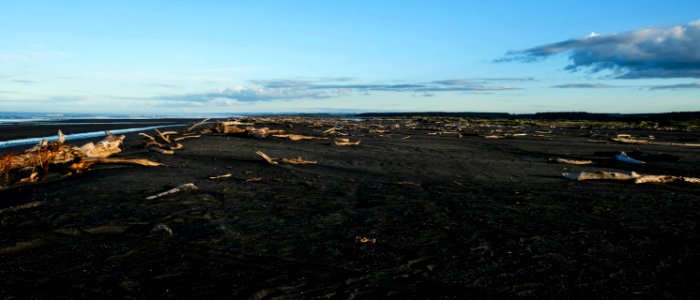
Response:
[1,118,699,298]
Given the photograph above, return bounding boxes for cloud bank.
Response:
[504,20,700,79]
[162,78,520,103]
[649,82,700,90]
[552,83,620,89]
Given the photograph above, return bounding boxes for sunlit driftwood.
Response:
[255,150,317,165]
[146,183,197,200]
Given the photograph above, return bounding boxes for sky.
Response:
[1,1,699,115]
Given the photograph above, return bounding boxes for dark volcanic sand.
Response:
[0,119,699,298]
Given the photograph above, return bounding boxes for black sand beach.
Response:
[1,117,699,298]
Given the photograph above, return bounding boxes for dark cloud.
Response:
[162,78,520,103]
[552,83,621,89]
[503,20,700,79]
[649,82,700,90]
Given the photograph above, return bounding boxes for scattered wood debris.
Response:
[272,134,323,141]
[79,131,126,158]
[355,236,377,245]
[150,147,174,155]
[611,134,654,145]
[17,172,40,183]
[138,133,165,147]
[186,118,210,132]
[563,171,639,181]
[245,176,263,182]
[563,171,700,184]
[334,138,361,146]
[167,143,184,151]
[278,157,318,165]
[255,150,276,165]
[215,121,248,134]
[155,129,173,144]
[209,173,232,180]
[146,183,198,200]
[173,135,201,142]
[70,158,163,174]
[0,130,160,186]
[548,158,594,165]
[255,151,317,165]
[611,134,700,147]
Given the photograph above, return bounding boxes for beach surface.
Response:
[1,117,699,298]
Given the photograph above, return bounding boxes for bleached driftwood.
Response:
[215,121,248,134]
[1,131,125,176]
[256,150,276,165]
[70,158,163,173]
[154,129,172,144]
[173,135,200,142]
[186,118,210,132]
[563,171,639,181]
[146,183,197,200]
[279,157,318,165]
[150,147,174,155]
[611,134,700,147]
[167,143,184,150]
[1,130,160,185]
[78,131,126,158]
[334,138,361,146]
[255,150,317,165]
[138,132,165,147]
[563,171,700,184]
[209,173,232,180]
[272,134,323,141]
[549,158,594,165]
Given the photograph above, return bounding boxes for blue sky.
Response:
[1,1,699,115]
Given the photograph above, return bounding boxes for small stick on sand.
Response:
[150,147,174,155]
[255,150,317,165]
[154,129,172,144]
[146,183,197,200]
[187,118,210,132]
[173,135,201,142]
[209,173,232,180]
[90,158,163,166]
[548,158,594,165]
[334,138,361,146]
[256,150,278,165]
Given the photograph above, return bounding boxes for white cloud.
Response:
[504,20,700,78]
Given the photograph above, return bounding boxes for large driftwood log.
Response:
[1,130,156,184]
[78,131,126,158]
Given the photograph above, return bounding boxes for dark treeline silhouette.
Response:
[356,111,700,122]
